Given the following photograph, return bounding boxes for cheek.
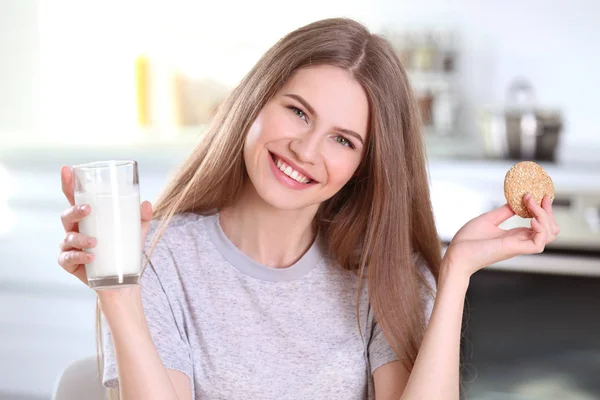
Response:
[244,115,269,166]
[243,117,262,173]
[245,110,290,151]
[324,151,362,187]
[245,116,263,148]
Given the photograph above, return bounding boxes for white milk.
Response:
[74,192,141,283]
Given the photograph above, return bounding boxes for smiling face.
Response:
[243,65,370,211]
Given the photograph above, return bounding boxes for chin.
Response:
[254,184,315,211]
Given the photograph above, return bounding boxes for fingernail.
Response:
[87,238,96,247]
[87,253,94,262]
[79,205,88,213]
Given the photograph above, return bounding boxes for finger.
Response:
[541,195,554,218]
[525,194,552,232]
[61,166,75,206]
[141,201,153,240]
[61,204,91,232]
[141,201,153,222]
[503,223,547,255]
[484,203,516,226]
[58,250,94,274]
[541,195,560,235]
[519,239,546,255]
[510,228,546,255]
[505,227,533,240]
[531,218,545,234]
[71,266,88,285]
[530,218,549,248]
[60,232,97,252]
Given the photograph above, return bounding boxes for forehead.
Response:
[280,65,369,139]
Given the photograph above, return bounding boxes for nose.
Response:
[289,131,321,165]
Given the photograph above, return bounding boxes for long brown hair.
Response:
[99,17,441,395]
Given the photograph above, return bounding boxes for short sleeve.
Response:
[102,228,193,389]
[368,320,399,374]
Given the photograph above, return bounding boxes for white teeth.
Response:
[273,156,311,184]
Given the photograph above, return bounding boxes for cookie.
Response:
[504,161,555,218]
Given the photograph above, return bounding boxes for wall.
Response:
[0,0,41,141]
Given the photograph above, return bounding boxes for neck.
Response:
[218,181,319,269]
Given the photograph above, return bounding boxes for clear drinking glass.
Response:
[73,160,142,289]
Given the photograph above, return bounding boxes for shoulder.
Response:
[143,212,213,279]
[360,253,437,322]
[359,252,437,293]
[146,212,210,248]
[148,212,207,236]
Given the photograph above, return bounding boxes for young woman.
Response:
[57,18,559,400]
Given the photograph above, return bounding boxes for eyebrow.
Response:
[283,93,365,145]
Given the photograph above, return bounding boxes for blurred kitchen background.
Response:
[1,0,599,399]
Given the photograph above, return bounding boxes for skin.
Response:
[57,65,560,399]
[220,65,369,269]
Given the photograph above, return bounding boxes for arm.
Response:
[400,265,468,398]
[373,261,466,400]
[57,168,193,399]
[100,287,193,400]
[375,196,559,399]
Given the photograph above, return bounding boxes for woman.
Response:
[57,18,559,399]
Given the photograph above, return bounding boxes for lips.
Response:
[269,151,318,183]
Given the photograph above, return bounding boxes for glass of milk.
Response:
[73,160,142,289]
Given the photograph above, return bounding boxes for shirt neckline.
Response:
[204,213,324,282]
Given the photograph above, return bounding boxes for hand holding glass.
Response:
[73,160,142,289]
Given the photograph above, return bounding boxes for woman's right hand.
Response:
[57,166,153,286]
[57,166,94,285]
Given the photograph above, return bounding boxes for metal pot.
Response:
[480,80,563,162]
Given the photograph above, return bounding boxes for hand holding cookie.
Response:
[504,161,555,218]
[442,161,561,279]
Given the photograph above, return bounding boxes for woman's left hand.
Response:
[443,193,560,279]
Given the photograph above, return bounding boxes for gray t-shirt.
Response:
[102,212,435,399]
